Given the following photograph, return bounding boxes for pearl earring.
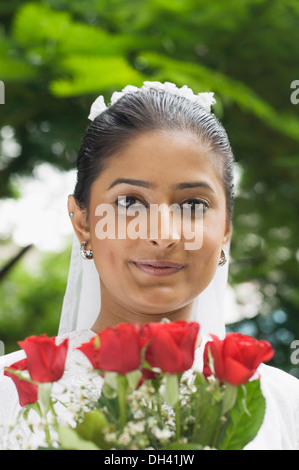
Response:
[218,249,228,267]
[80,241,93,260]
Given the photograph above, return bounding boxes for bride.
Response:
[1,81,298,449]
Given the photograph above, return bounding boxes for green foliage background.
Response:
[0,0,298,376]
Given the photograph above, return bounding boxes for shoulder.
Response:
[0,329,95,370]
[260,364,299,445]
[56,328,96,351]
[0,349,26,370]
[258,363,299,423]
[258,363,299,403]
[0,350,27,429]
[56,328,96,374]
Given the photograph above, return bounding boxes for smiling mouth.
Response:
[131,260,186,277]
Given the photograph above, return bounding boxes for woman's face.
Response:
[71,130,231,322]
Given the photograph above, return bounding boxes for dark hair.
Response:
[74,89,234,222]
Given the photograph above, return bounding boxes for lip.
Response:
[130,259,186,277]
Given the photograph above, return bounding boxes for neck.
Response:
[92,302,193,332]
[91,283,202,349]
[91,282,194,332]
[91,303,201,349]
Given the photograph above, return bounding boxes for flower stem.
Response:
[175,400,181,441]
[38,383,53,447]
[43,417,52,446]
[117,375,128,431]
[211,418,223,448]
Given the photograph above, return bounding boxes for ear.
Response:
[67,195,91,246]
[223,222,232,250]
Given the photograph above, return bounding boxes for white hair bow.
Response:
[88,81,216,121]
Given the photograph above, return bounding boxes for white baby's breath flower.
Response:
[130,389,143,401]
[147,416,158,428]
[127,420,146,435]
[152,426,174,441]
[105,432,117,443]
[132,408,145,420]
[161,402,174,419]
[118,432,131,446]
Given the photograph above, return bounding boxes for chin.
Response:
[130,291,190,314]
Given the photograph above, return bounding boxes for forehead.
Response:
[96,130,224,193]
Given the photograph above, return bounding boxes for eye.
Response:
[114,195,148,210]
[181,198,209,213]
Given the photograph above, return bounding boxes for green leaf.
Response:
[93,334,101,350]
[12,2,139,56]
[50,56,144,97]
[222,383,238,414]
[219,380,266,450]
[102,371,118,399]
[58,426,100,450]
[97,393,119,423]
[23,401,42,420]
[12,3,71,45]
[138,51,299,142]
[191,375,223,447]
[165,442,206,450]
[76,410,111,450]
[126,369,142,390]
[160,317,171,323]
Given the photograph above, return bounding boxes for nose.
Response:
[148,238,179,249]
[147,203,181,248]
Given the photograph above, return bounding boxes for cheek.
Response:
[185,240,221,296]
[190,219,225,274]
[92,238,124,276]
[91,235,138,294]
[202,228,222,258]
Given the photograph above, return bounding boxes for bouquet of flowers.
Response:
[4,320,274,450]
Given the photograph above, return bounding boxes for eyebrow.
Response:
[108,178,155,190]
[107,178,216,193]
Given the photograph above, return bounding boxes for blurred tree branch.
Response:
[0,244,33,282]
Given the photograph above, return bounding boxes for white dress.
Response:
[0,329,299,450]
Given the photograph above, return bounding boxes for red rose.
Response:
[203,333,274,386]
[139,321,200,374]
[18,334,69,383]
[77,323,142,374]
[4,359,38,407]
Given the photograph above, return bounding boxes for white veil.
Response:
[58,234,229,339]
[58,82,230,339]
